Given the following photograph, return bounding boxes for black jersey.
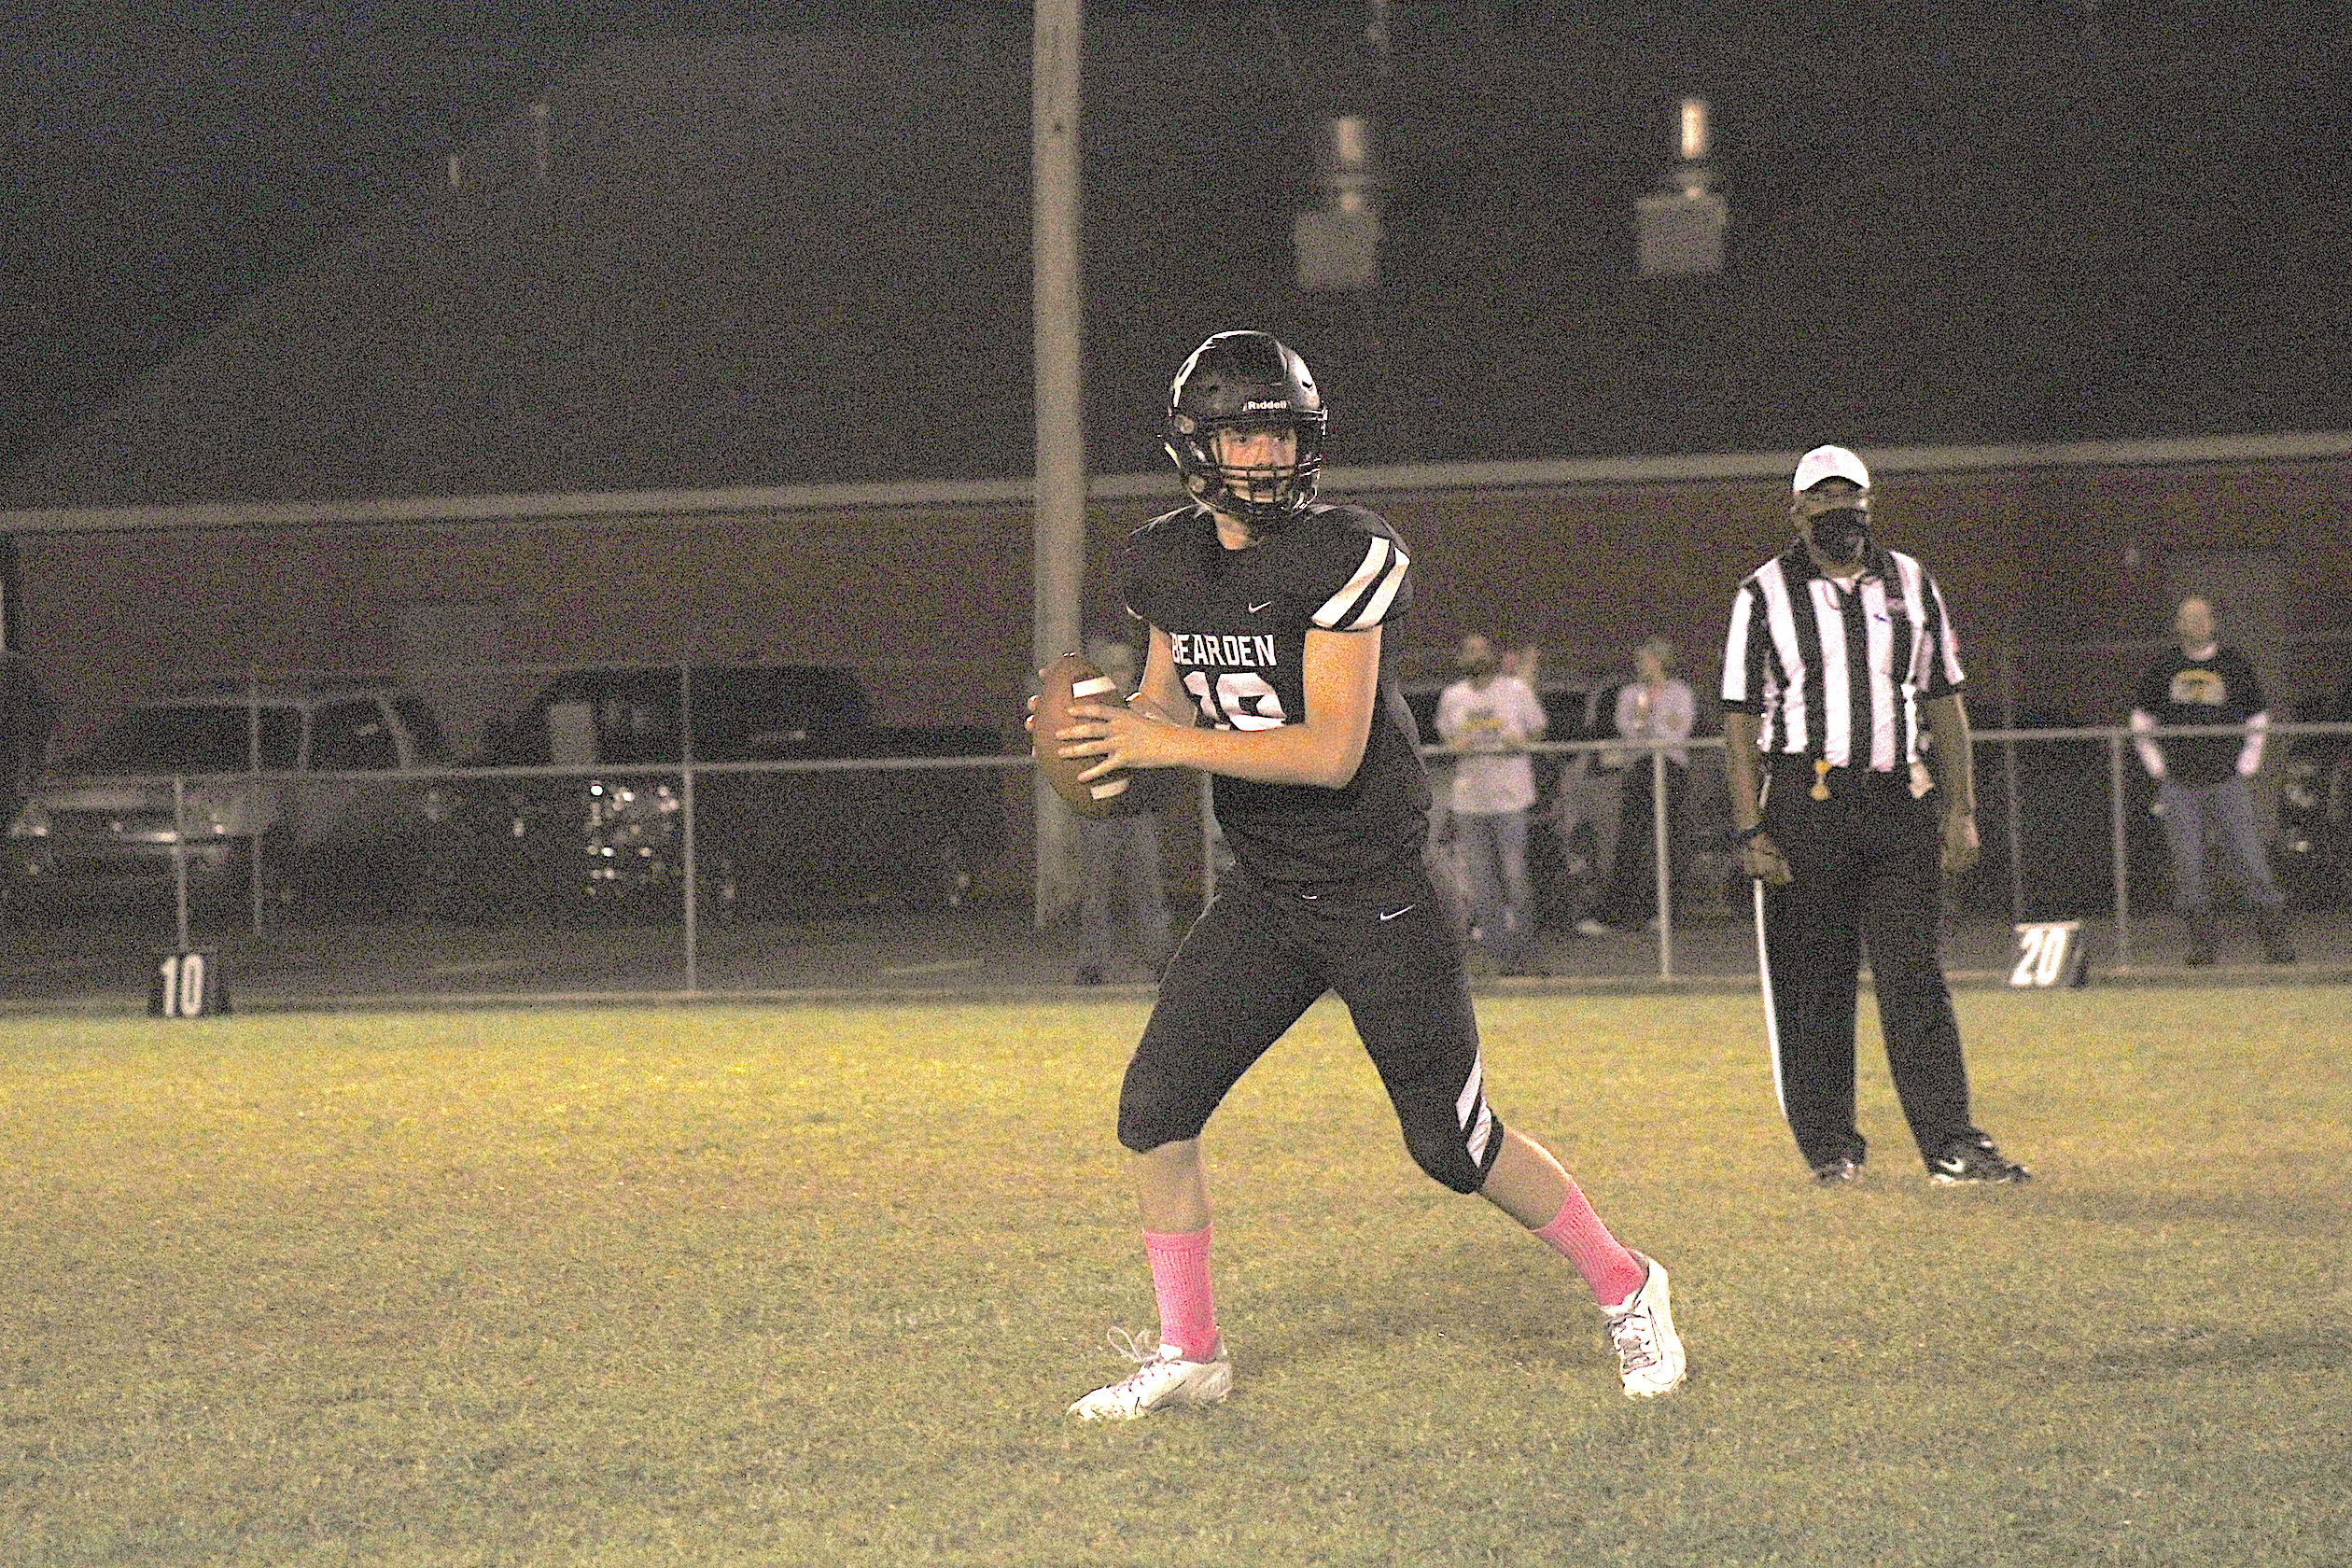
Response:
[2134,645,2266,787]
[1121,500,1429,886]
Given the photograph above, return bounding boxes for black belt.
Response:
[1766,755,1914,800]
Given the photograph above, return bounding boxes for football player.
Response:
[1044,330,1685,1417]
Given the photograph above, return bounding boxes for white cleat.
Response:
[1067,1328,1233,1422]
[1603,1253,1687,1398]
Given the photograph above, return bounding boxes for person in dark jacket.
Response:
[2130,595,2296,965]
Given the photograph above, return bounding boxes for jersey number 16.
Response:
[1183,670,1286,731]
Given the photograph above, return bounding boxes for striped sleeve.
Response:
[1917,566,1965,697]
[1312,534,1412,631]
[1720,578,1762,712]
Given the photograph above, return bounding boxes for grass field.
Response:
[2,987,2347,1567]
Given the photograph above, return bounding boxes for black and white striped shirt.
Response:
[1720,541,1966,773]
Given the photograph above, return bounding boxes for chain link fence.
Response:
[5,655,2350,1006]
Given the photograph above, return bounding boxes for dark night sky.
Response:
[3,2,598,461]
[0,0,1197,464]
[7,3,2345,470]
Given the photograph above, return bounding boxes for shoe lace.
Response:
[1079,1327,1185,1408]
[1607,1306,1662,1372]
[1103,1325,1164,1368]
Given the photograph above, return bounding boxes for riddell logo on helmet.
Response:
[1243,399,1288,412]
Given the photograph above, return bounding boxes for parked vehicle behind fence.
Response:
[418,665,1008,921]
[5,680,449,915]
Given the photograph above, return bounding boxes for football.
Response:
[1033,652,1186,819]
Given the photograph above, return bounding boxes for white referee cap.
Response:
[1792,444,1870,493]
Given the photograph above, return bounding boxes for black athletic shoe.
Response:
[1929,1134,2031,1185]
[1810,1155,1863,1185]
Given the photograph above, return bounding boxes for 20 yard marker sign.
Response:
[2010,921,2091,988]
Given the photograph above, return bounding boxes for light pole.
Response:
[1032,0,1086,925]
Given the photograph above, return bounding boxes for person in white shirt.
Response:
[1582,637,1695,934]
[1435,633,1550,973]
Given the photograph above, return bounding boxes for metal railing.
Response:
[10,720,2348,1000]
[1420,720,2352,980]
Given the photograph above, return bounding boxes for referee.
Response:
[1719,444,2031,1186]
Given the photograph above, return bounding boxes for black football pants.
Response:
[1756,765,1975,1170]
[1116,861,1503,1195]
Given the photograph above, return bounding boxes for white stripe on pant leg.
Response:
[1755,877,1789,1127]
[1456,1054,1491,1166]
[1454,1055,1485,1127]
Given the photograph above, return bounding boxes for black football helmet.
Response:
[1163,330,1327,527]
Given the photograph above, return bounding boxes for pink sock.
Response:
[1141,1225,1219,1360]
[1532,1182,1647,1308]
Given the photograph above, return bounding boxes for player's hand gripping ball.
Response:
[1033,652,1184,819]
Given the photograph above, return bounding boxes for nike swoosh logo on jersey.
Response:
[1248,601,1274,613]
[1379,904,1417,921]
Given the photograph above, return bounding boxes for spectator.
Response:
[1072,632,1179,986]
[1551,679,1628,937]
[1435,632,1549,974]
[2130,595,2296,965]
[1582,636,1694,935]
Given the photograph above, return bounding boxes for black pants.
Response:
[1594,761,1687,928]
[1118,861,1503,1194]
[1755,761,1976,1170]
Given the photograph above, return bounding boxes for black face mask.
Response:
[1808,507,1869,565]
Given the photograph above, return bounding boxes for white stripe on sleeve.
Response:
[1722,583,1755,707]
[1925,568,1966,690]
[1313,537,1410,630]
[1757,566,1808,752]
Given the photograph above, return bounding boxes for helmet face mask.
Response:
[1165,331,1326,528]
